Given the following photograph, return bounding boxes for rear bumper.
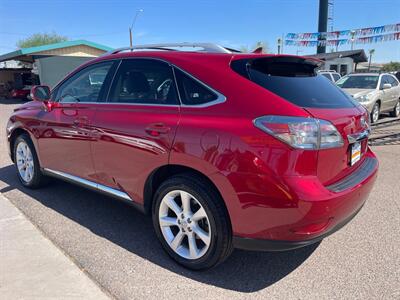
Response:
[233,202,363,251]
[226,149,378,245]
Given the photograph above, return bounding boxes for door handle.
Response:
[73,116,89,126]
[145,123,170,136]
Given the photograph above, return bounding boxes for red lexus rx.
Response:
[6,43,378,270]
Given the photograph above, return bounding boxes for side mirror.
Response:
[382,83,392,90]
[30,85,51,101]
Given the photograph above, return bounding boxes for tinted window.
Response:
[320,73,333,81]
[336,75,379,89]
[174,68,218,105]
[108,59,178,105]
[389,76,399,86]
[55,62,113,103]
[231,58,355,108]
[332,73,341,82]
[379,75,390,89]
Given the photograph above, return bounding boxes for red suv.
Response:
[6,43,378,270]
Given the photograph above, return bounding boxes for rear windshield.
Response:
[336,75,378,89]
[231,57,355,108]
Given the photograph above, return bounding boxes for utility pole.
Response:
[277,37,282,54]
[317,0,328,54]
[129,9,144,48]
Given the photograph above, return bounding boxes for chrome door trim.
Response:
[43,168,132,201]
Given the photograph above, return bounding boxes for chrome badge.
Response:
[360,116,366,128]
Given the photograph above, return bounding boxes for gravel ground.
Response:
[1,99,399,300]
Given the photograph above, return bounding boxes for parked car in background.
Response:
[336,73,400,123]
[318,70,341,82]
[10,86,31,100]
[6,43,378,270]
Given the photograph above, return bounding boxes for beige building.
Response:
[0,40,112,91]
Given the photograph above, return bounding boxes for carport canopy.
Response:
[0,40,113,63]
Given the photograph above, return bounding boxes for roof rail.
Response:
[105,43,235,56]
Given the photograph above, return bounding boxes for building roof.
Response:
[0,40,113,62]
[307,49,368,63]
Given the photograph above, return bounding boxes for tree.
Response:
[382,61,400,72]
[17,32,68,49]
[240,41,269,53]
[368,49,375,72]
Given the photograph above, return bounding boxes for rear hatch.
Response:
[305,106,369,185]
[231,55,370,185]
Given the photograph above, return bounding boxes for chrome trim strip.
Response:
[347,128,371,143]
[326,157,377,193]
[97,184,132,201]
[43,168,132,201]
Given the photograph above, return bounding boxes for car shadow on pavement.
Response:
[0,164,318,293]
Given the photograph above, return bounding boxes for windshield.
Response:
[336,75,379,89]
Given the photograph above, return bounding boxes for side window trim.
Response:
[105,57,180,107]
[173,66,226,108]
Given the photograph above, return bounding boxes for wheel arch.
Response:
[143,164,230,222]
[9,128,30,162]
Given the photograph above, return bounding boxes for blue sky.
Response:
[0,0,399,62]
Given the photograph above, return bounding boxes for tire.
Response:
[370,102,380,123]
[152,174,233,270]
[13,133,48,188]
[389,101,400,118]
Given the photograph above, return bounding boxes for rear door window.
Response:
[108,59,178,105]
[231,57,355,108]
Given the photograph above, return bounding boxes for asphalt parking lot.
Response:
[1,98,399,299]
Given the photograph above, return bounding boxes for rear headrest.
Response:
[123,72,150,93]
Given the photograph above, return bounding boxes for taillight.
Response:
[253,116,344,150]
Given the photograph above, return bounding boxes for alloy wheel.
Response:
[372,104,380,123]
[158,190,211,260]
[16,141,34,183]
[395,102,400,117]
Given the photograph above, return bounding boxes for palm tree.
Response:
[368,49,375,72]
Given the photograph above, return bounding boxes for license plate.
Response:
[351,142,361,166]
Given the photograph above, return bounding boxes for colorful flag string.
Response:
[284,32,400,47]
[285,23,400,40]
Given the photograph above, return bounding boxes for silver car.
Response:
[336,73,400,123]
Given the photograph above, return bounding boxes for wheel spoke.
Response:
[188,233,199,259]
[192,207,207,221]
[159,216,178,227]
[165,196,182,216]
[180,191,192,215]
[170,231,185,251]
[193,225,210,246]
[17,159,24,169]
[23,169,30,182]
